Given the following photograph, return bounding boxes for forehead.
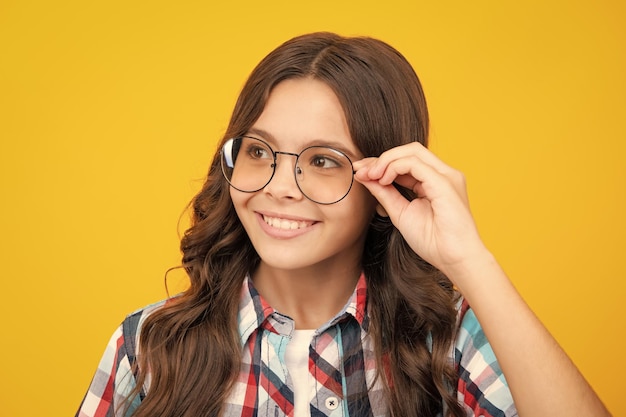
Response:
[250,78,361,157]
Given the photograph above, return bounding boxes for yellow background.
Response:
[1,0,624,415]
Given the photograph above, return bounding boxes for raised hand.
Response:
[353,142,488,286]
[355,142,611,417]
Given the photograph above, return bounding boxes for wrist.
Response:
[440,247,503,297]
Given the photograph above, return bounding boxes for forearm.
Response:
[447,251,610,417]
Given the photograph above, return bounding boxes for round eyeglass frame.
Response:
[220,136,356,205]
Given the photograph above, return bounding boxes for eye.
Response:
[310,155,341,168]
[245,144,272,160]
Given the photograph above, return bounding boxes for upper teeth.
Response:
[263,215,311,230]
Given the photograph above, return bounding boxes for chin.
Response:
[257,254,312,271]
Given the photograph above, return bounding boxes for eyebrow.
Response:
[246,127,361,160]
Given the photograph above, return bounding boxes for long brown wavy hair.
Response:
[128,32,464,417]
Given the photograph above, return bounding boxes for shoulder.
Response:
[455,299,487,350]
[453,297,500,373]
[453,298,518,416]
[123,299,170,330]
[120,297,175,344]
[76,298,179,416]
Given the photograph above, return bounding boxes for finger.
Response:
[356,157,458,208]
[365,142,454,179]
[355,177,414,226]
[355,160,420,191]
[352,157,377,171]
[375,155,459,199]
[355,148,469,207]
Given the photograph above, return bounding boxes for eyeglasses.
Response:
[220,136,355,204]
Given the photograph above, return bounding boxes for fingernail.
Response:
[353,168,367,180]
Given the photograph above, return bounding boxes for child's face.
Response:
[230,78,378,274]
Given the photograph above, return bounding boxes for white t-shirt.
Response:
[285,329,316,417]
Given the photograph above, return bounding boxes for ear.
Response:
[375,204,388,218]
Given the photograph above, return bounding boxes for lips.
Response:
[262,215,314,230]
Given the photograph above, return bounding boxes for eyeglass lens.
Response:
[221,136,354,204]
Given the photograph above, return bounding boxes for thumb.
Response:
[355,177,410,227]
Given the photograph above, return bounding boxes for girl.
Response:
[76,32,610,417]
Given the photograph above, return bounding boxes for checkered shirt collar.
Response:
[237,272,369,347]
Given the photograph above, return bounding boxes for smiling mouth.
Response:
[262,215,314,230]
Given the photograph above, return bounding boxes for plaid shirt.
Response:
[76,274,517,417]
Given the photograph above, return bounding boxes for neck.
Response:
[252,261,361,330]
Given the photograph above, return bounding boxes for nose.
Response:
[263,153,304,201]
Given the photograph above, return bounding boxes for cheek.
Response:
[350,183,378,214]
[229,189,249,223]
[336,186,377,229]
[229,187,246,208]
